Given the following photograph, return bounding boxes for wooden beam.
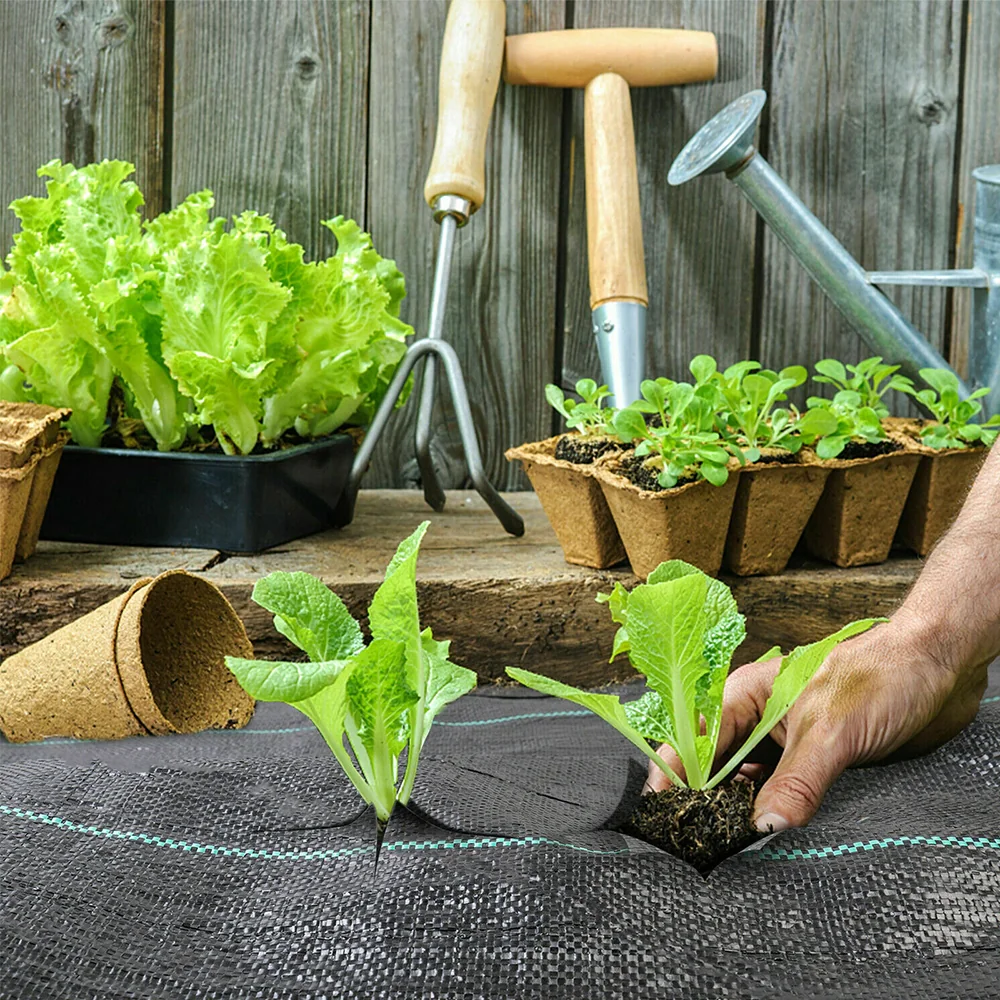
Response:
[0,491,920,685]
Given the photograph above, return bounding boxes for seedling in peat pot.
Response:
[904,368,1000,450]
[226,523,476,824]
[546,379,615,438]
[507,560,881,869]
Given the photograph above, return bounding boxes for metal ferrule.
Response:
[592,301,646,408]
[432,194,472,227]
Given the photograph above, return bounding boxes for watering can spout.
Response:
[669,90,978,402]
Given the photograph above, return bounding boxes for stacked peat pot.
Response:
[0,401,70,580]
[510,357,1000,579]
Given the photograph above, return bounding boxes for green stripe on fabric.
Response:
[382,834,629,856]
[759,834,1000,861]
[0,803,373,862]
[435,710,592,727]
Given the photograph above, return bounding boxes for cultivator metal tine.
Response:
[347,338,524,537]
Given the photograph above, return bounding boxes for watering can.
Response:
[669,90,1000,414]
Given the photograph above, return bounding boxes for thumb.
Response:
[753,721,849,832]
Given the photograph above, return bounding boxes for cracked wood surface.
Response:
[0,490,920,685]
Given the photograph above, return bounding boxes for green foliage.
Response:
[799,388,885,459]
[226,524,476,822]
[0,160,411,453]
[545,379,615,438]
[903,368,1000,450]
[813,356,913,416]
[507,560,881,790]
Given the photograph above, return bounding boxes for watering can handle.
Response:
[424,0,506,214]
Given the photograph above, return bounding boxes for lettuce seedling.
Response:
[226,522,475,822]
[798,389,885,459]
[903,368,1000,450]
[507,560,880,790]
[546,378,615,437]
[614,378,733,488]
[812,356,913,416]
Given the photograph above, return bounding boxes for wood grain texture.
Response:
[365,0,565,490]
[950,0,1000,381]
[561,0,766,391]
[0,490,920,685]
[0,0,166,254]
[759,0,963,411]
[171,0,368,261]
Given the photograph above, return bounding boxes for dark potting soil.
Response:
[554,434,623,465]
[619,452,695,493]
[837,438,902,461]
[622,782,759,872]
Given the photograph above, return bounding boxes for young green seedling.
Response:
[545,378,616,437]
[226,522,475,822]
[812,356,913,416]
[798,390,885,460]
[507,560,881,790]
[904,368,1000,450]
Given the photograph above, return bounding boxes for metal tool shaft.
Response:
[591,301,646,406]
[414,212,460,511]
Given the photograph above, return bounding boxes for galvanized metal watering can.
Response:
[669,90,1000,415]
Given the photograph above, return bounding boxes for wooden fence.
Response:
[2,0,998,489]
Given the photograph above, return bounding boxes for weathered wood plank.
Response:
[560,0,766,390]
[949,0,1000,383]
[0,490,920,685]
[0,0,166,253]
[364,0,565,490]
[171,0,368,261]
[759,0,963,411]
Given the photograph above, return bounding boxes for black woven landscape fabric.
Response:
[0,668,998,999]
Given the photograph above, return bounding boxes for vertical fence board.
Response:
[365,0,565,489]
[171,0,368,262]
[0,0,166,253]
[759,0,963,409]
[950,0,1000,380]
[560,0,766,391]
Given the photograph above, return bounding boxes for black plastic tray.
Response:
[40,435,355,553]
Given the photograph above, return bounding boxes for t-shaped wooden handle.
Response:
[504,27,717,89]
[424,0,507,213]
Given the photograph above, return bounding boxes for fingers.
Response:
[643,657,782,794]
[753,720,851,832]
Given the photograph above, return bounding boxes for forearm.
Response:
[898,442,1000,675]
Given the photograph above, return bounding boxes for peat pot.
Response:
[593,453,738,579]
[724,454,830,576]
[41,434,355,553]
[803,438,920,568]
[506,435,626,569]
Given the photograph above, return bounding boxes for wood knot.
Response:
[295,55,319,81]
[97,14,132,49]
[914,90,947,126]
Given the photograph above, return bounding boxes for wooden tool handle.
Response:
[423,0,507,213]
[585,73,647,309]
[504,28,717,89]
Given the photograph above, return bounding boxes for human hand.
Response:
[645,609,990,832]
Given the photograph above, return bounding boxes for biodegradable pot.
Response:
[593,455,739,579]
[0,452,41,581]
[15,431,70,562]
[0,570,255,742]
[724,456,831,576]
[42,433,355,552]
[880,417,989,557]
[506,436,626,569]
[803,439,921,568]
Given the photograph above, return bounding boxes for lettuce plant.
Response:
[508,560,879,790]
[797,390,884,459]
[0,160,411,453]
[226,523,475,822]
[697,356,809,460]
[903,368,1000,450]
[546,378,615,438]
[613,378,732,487]
[812,356,913,416]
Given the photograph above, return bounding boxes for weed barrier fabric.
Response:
[0,672,999,999]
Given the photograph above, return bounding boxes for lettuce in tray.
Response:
[0,159,411,454]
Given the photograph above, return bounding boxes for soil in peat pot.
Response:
[623,781,760,872]
[554,434,623,465]
[836,438,901,461]
[618,452,695,493]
